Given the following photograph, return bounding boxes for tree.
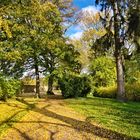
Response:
[0,1,28,78]
[40,0,78,94]
[23,1,63,98]
[128,0,140,52]
[0,0,64,98]
[95,0,130,101]
[70,9,106,72]
[90,56,116,87]
[41,38,65,95]
[45,41,81,94]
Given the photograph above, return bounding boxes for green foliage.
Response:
[0,76,21,101]
[89,56,116,88]
[125,54,140,84]
[125,83,140,101]
[66,96,140,139]
[92,83,140,101]
[128,0,140,50]
[59,74,91,98]
[93,86,117,98]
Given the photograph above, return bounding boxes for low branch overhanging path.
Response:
[0,95,132,140]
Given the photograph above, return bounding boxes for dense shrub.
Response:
[92,83,140,101]
[59,74,91,98]
[0,76,21,101]
[125,83,140,101]
[125,54,140,84]
[93,86,117,98]
[89,56,116,87]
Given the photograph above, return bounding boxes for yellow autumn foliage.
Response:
[0,17,12,38]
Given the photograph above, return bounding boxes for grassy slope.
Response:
[65,96,140,139]
[0,98,36,137]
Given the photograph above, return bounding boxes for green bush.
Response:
[93,86,117,98]
[59,74,91,98]
[0,76,21,101]
[92,83,140,101]
[125,83,140,101]
[89,56,116,87]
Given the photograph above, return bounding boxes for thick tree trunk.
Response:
[47,75,54,95]
[34,58,41,98]
[113,2,126,101]
[116,54,125,101]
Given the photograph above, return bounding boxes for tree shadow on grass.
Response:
[9,124,32,140]
[0,102,58,140]
[46,95,64,100]
[1,120,58,140]
[7,121,58,140]
[13,97,138,140]
[0,109,32,140]
[1,96,138,140]
[69,97,140,127]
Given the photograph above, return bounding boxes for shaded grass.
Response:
[65,95,140,139]
[0,98,36,138]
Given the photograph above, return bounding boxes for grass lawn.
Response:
[0,98,36,138]
[65,95,140,139]
[0,96,140,139]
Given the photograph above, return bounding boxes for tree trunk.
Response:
[113,2,126,101]
[47,75,54,95]
[1,94,7,102]
[34,58,41,98]
[116,54,125,101]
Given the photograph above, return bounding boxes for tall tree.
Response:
[0,0,64,98]
[0,1,27,78]
[42,0,77,94]
[70,9,107,72]
[95,0,130,101]
[41,38,65,95]
[23,1,63,98]
[128,0,140,52]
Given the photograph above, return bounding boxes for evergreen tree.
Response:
[95,0,130,101]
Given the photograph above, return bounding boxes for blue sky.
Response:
[73,0,95,9]
[66,0,98,38]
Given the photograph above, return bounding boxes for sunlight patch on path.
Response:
[1,97,106,140]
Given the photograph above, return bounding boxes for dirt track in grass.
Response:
[0,95,132,140]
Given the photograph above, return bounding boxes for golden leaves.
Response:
[0,17,12,38]
[0,17,2,29]
[5,50,21,61]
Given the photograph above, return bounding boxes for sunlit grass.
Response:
[0,96,140,139]
[65,95,140,139]
[0,98,36,137]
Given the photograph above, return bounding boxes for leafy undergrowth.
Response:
[0,98,36,138]
[65,95,140,139]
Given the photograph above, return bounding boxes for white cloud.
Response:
[69,31,83,40]
[67,6,99,39]
[81,5,99,14]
